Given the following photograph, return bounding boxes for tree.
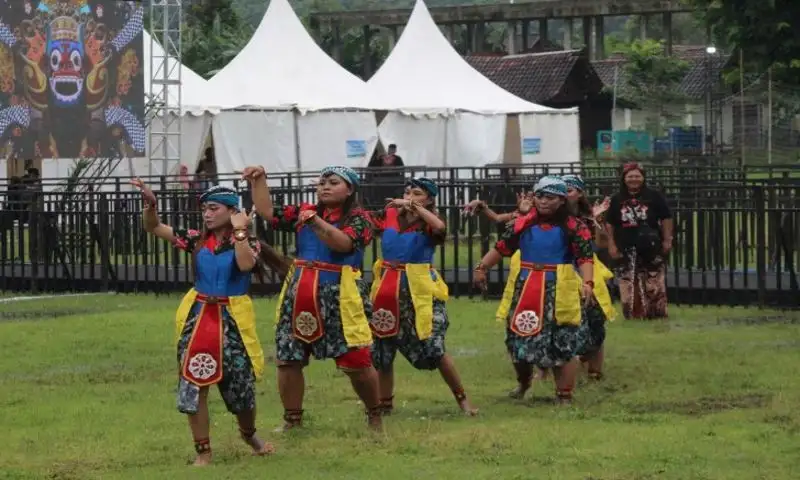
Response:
[613,39,691,136]
[688,0,800,84]
[182,0,254,78]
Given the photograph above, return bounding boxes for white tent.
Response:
[368,0,580,167]
[205,0,380,174]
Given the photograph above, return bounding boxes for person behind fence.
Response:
[248,165,383,432]
[604,163,674,320]
[367,177,478,416]
[473,176,595,404]
[131,179,276,466]
[562,175,617,380]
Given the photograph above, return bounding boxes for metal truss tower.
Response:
[148,0,182,176]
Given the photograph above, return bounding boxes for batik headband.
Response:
[199,185,239,209]
[406,176,439,197]
[533,175,568,197]
[320,165,360,187]
[562,174,585,192]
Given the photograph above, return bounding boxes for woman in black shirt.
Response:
[605,163,673,319]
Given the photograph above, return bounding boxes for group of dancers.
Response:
[132,165,616,466]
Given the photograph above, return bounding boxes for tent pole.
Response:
[293,112,301,171]
[443,115,449,167]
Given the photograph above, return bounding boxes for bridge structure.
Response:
[308,0,698,78]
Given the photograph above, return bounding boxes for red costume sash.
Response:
[370,261,404,338]
[181,294,226,386]
[291,260,344,344]
[509,262,557,337]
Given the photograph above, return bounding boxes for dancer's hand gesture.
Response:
[231,209,251,230]
[462,199,485,216]
[517,190,534,214]
[241,166,266,181]
[130,178,156,208]
[592,196,611,219]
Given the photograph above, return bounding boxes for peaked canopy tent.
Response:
[204,0,381,175]
[367,0,580,168]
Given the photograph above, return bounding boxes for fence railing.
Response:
[1,165,799,308]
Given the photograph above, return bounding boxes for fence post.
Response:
[753,186,766,307]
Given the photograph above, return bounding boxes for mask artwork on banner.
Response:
[345,140,367,161]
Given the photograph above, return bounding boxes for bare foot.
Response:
[241,432,275,456]
[273,422,301,433]
[458,397,479,416]
[367,407,383,432]
[192,452,212,466]
[508,382,531,399]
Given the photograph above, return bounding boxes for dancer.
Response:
[250,165,383,431]
[473,176,594,404]
[132,179,275,466]
[562,174,617,380]
[463,192,551,387]
[369,177,478,416]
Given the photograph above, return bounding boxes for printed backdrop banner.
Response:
[0,1,145,159]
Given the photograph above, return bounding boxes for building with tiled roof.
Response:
[466,49,613,149]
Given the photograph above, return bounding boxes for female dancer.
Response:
[473,176,595,404]
[562,175,616,380]
[132,179,275,466]
[369,177,478,416]
[249,165,383,431]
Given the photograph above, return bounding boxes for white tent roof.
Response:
[204,0,379,111]
[368,0,574,116]
[143,31,210,114]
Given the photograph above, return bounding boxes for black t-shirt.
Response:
[605,187,672,251]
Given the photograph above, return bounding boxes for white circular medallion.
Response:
[188,353,218,380]
[295,311,319,336]
[371,308,397,333]
[513,310,541,334]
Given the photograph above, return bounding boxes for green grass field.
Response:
[1,294,799,479]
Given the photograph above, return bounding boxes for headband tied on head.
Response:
[320,165,360,187]
[562,174,585,192]
[622,162,644,176]
[406,176,438,197]
[533,175,568,197]
[199,185,239,209]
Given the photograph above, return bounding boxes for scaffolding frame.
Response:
[148,0,183,176]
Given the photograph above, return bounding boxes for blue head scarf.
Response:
[562,174,585,192]
[533,176,568,197]
[320,165,360,187]
[199,185,239,209]
[406,176,438,197]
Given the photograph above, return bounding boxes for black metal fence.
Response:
[1,164,799,308]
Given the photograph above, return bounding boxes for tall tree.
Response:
[689,0,800,83]
[183,0,254,78]
[614,39,692,136]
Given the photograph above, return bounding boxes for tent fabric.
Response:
[518,113,581,164]
[143,31,210,115]
[204,0,381,173]
[212,111,297,175]
[371,0,580,166]
[204,0,381,111]
[366,1,574,116]
[296,112,380,170]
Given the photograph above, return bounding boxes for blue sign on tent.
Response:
[522,137,541,155]
[346,140,367,158]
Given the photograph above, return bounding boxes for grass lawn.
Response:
[1,294,799,479]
